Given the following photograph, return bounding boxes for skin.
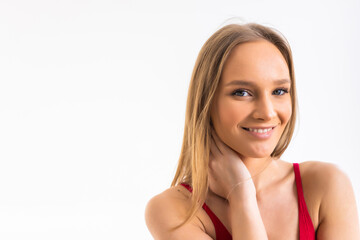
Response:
[145,40,360,240]
[209,40,292,199]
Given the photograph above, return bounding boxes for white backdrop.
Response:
[0,0,359,239]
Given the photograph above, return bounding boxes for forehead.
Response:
[220,40,290,86]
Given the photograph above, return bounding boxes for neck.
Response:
[207,155,284,202]
[237,154,281,194]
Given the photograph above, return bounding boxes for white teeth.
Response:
[248,127,273,133]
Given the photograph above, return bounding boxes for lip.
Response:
[242,126,277,129]
[242,126,276,139]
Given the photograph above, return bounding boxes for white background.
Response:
[0,0,359,239]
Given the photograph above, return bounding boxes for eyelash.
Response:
[231,88,289,97]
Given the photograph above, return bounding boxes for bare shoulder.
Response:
[299,161,360,239]
[299,160,344,174]
[145,185,213,240]
[298,160,351,204]
[299,160,351,196]
[299,160,345,180]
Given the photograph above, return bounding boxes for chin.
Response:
[240,151,271,159]
[233,145,276,159]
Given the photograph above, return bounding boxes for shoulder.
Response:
[299,160,344,180]
[298,160,351,202]
[299,160,350,192]
[145,184,212,240]
[145,185,191,237]
[299,161,360,238]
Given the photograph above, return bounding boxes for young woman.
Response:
[145,23,360,240]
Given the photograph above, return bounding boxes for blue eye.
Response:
[232,89,251,97]
[273,88,289,95]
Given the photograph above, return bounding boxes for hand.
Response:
[208,128,254,200]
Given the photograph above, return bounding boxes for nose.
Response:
[252,94,277,121]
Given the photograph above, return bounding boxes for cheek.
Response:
[216,100,245,126]
[279,101,292,123]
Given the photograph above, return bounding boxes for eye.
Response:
[231,89,251,97]
[273,88,289,96]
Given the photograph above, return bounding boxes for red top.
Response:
[180,162,316,240]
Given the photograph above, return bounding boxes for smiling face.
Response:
[210,40,292,159]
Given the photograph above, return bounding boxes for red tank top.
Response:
[180,162,316,240]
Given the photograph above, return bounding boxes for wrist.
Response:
[227,181,256,204]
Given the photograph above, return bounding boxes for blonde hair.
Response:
[171,23,298,229]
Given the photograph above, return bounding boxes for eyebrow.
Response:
[225,79,291,87]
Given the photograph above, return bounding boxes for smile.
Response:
[247,127,273,133]
[241,126,276,139]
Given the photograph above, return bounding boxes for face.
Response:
[210,40,292,158]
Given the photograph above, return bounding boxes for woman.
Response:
[145,23,360,239]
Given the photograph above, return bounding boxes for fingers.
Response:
[210,128,223,155]
[210,138,222,158]
[209,147,217,171]
[207,161,216,180]
[209,129,224,174]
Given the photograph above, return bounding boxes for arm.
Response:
[227,181,268,240]
[316,163,360,240]
[208,129,268,240]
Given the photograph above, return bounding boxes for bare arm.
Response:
[227,181,268,240]
[316,163,360,240]
[208,129,268,239]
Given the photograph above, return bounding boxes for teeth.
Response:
[248,127,273,133]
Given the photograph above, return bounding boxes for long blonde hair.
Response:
[171,23,298,229]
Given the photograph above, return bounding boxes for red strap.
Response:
[202,203,232,239]
[293,163,316,240]
[180,183,232,239]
